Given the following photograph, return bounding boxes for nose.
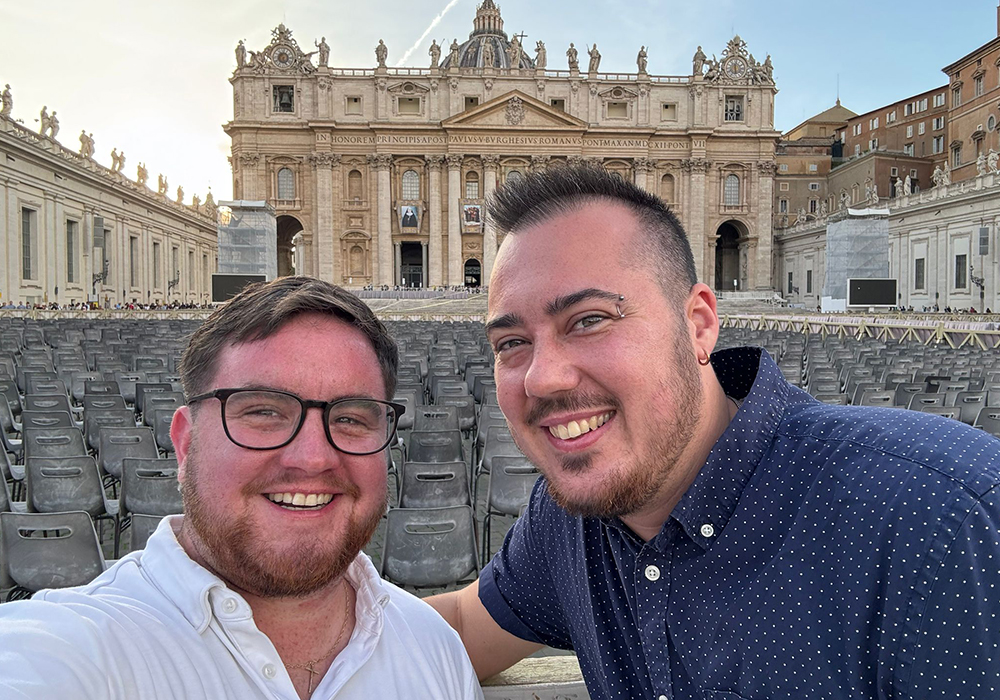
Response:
[522,338,582,399]
[279,406,341,471]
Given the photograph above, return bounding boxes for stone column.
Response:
[311,152,337,281]
[446,154,464,286]
[421,241,429,287]
[427,155,445,287]
[238,153,261,199]
[370,153,394,286]
[394,242,402,285]
[0,177,8,300]
[685,158,710,284]
[754,160,775,290]
[47,194,60,303]
[482,155,500,285]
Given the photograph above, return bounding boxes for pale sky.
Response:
[1,0,996,203]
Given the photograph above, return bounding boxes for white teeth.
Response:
[266,492,335,509]
[548,412,613,440]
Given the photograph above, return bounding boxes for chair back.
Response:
[380,505,479,588]
[121,457,182,517]
[399,461,471,508]
[25,456,106,517]
[406,430,464,464]
[0,511,106,592]
[129,514,166,551]
[22,427,87,462]
[98,427,158,479]
[487,455,540,516]
[84,409,136,451]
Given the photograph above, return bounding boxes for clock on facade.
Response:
[271,45,295,69]
[724,56,748,80]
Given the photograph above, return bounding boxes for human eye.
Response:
[569,312,613,332]
[492,336,528,355]
[228,392,296,422]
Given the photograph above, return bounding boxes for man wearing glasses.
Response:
[0,277,482,700]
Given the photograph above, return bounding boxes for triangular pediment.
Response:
[442,90,587,130]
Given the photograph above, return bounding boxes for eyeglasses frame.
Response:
[187,387,406,455]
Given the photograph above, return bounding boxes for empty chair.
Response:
[858,389,895,407]
[0,511,107,600]
[0,379,23,416]
[411,406,460,433]
[113,371,148,406]
[908,393,945,411]
[920,406,961,421]
[24,393,76,416]
[120,458,182,517]
[894,382,927,408]
[475,426,525,503]
[813,393,848,405]
[481,455,540,565]
[128,513,167,551]
[22,426,87,463]
[24,456,116,521]
[70,372,103,405]
[83,394,128,411]
[140,391,185,427]
[84,380,121,396]
[379,505,479,588]
[436,394,477,435]
[398,460,471,509]
[98,427,158,480]
[974,408,1000,438]
[954,391,988,425]
[84,408,136,452]
[151,409,176,454]
[406,430,464,464]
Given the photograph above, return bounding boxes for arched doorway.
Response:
[400,242,424,288]
[714,221,743,292]
[464,259,482,287]
[276,215,303,277]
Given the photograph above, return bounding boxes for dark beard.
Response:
[179,438,385,598]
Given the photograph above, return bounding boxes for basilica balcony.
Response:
[721,203,750,215]
[343,198,369,210]
[273,198,301,211]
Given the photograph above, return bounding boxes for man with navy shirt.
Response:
[429,166,1000,699]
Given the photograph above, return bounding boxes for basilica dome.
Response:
[440,0,535,70]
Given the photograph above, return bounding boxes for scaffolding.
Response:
[216,200,277,280]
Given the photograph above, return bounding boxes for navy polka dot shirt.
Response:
[480,346,1000,700]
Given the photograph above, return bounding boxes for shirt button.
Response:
[658,695,669,700]
[262,663,277,679]
[644,565,660,582]
[222,598,238,613]
[700,523,715,538]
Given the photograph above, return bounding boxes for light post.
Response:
[970,264,986,313]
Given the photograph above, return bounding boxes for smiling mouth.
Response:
[546,411,614,440]
[265,492,334,510]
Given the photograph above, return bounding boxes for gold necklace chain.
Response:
[283,587,353,694]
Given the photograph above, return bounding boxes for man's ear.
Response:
[686,282,720,358]
[171,406,194,483]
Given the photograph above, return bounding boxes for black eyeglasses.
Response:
[187,388,406,455]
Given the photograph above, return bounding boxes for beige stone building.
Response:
[0,97,218,307]
[226,2,781,290]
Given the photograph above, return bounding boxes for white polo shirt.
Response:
[0,516,483,700]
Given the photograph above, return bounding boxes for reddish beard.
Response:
[179,437,385,598]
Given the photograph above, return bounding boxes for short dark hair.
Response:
[486,165,697,295]
[179,276,398,400]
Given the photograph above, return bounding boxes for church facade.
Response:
[226,2,780,289]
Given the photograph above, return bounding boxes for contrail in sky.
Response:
[395,0,463,66]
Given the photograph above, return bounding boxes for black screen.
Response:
[848,278,897,306]
[212,274,266,303]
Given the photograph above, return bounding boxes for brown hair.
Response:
[179,276,398,400]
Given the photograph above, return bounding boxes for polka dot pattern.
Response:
[479,346,1000,700]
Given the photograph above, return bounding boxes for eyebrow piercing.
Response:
[616,294,626,318]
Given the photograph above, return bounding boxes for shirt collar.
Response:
[139,515,393,634]
[668,346,789,551]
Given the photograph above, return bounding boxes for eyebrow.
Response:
[485,287,620,336]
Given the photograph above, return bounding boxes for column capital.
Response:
[757,160,777,175]
[482,154,501,170]
[682,157,711,173]
[633,157,654,173]
[426,154,446,170]
[368,153,393,171]
[530,154,550,172]
[308,152,340,168]
[238,152,260,166]
[445,154,464,170]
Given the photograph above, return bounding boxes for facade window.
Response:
[779,163,788,172]
[273,85,294,113]
[153,242,161,288]
[952,86,962,107]
[347,170,363,201]
[809,182,820,191]
[990,115,997,132]
[905,103,913,116]
[975,76,984,97]
[397,97,421,114]
[869,138,879,151]
[809,164,818,172]
[955,254,967,289]
[660,174,675,203]
[809,199,818,214]
[551,98,566,112]
[66,220,78,284]
[886,111,896,123]
[806,270,813,294]
[854,144,861,156]
[952,145,962,168]
[906,125,913,138]
[919,98,928,111]
[607,102,628,118]
[787,271,794,294]
[723,174,740,205]
[660,103,677,121]
[401,169,420,200]
[933,116,945,130]
[203,254,210,290]
[464,96,479,110]
[171,246,180,285]
[779,182,789,191]
[932,136,945,153]
[129,236,139,288]
[277,168,295,200]
[724,96,744,122]
[934,93,945,107]
[904,143,914,156]
[465,171,480,199]
[21,207,35,280]
[853,123,862,136]
[914,258,925,290]
[345,96,362,115]
[918,122,926,135]
[188,250,195,287]
[870,117,879,129]
[779,198,788,213]
[506,170,524,185]
[891,167,899,177]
